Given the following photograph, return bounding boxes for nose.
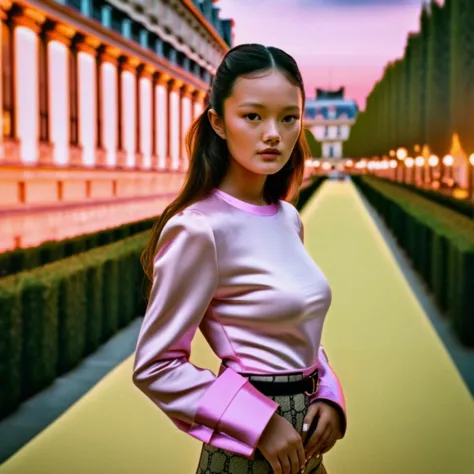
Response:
[262,121,281,144]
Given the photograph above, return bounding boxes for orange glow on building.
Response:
[0,0,231,251]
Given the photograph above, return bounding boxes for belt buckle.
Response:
[304,370,319,397]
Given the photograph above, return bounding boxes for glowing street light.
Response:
[428,155,439,167]
[396,148,407,160]
[415,156,425,167]
[443,154,454,167]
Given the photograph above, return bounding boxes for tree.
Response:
[450,0,474,155]
[426,0,451,157]
[304,128,322,158]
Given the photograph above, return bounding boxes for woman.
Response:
[133,43,347,474]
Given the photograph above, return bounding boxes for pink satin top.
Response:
[132,188,346,459]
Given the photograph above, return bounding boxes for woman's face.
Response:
[209,68,303,177]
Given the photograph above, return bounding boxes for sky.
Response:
[217,0,427,109]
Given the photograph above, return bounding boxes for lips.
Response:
[258,148,281,158]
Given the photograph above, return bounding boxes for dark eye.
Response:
[245,113,260,121]
[283,115,299,123]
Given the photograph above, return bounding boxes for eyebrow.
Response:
[237,102,300,111]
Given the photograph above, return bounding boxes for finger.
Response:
[301,405,319,445]
[278,453,291,474]
[320,434,337,454]
[268,455,282,474]
[287,447,300,474]
[304,418,327,454]
[296,441,306,473]
[308,430,332,460]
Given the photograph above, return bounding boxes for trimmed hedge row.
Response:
[297,176,328,210]
[0,232,148,420]
[352,176,474,347]
[0,216,156,279]
[375,176,474,219]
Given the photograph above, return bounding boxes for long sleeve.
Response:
[294,208,347,437]
[310,346,347,437]
[132,210,278,458]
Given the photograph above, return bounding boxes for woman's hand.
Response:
[257,412,306,474]
[301,401,343,462]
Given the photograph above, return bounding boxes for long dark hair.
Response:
[141,43,310,293]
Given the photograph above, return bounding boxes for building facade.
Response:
[0,0,233,251]
[304,87,358,160]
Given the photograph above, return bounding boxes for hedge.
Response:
[0,216,156,279]
[0,231,148,420]
[353,175,474,347]
[375,176,474,219]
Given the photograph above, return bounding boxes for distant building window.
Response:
[111,9,123,33]
[131,21,140,43]
[163,42,172,61]
[66,0,82,11]
[91,0,102,23]
[177,51,185,68]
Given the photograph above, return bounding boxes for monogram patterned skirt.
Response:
[195,371,327,474]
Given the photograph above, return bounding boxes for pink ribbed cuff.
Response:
[189,368,278,454]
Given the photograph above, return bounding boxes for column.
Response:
[100,47,118,168]
[137,64,152,169]
[13,12,40,164]
[47,27,70,166]
[180,85,192,171]
[1,10,20,162]
[192,90,205,121]
[77,38,96,167]
[156,73,168,170]
[168,78,181,171]
[121,60,136,168]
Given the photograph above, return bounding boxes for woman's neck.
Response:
[218,160,269,206]
[218,178,268,206]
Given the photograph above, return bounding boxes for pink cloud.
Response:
[217,0,424,109]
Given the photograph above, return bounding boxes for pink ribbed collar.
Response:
[213,189,279,216]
